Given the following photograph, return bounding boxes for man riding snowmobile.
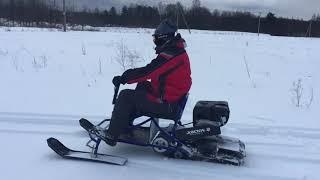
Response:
[47,20,246,165]
[101,19,192,146]
[48,20,246,165]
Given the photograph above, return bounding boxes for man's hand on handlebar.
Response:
[112,76,125,87]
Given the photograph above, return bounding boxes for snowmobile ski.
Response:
[47,137,127,166]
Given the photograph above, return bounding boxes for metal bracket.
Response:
[85,125,105,158]
[97,119,111,128]
[86,138,102,158]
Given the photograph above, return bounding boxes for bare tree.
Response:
[114,40,142,71]
[192,0,201,8]
[98,58,103,75]
[243,55,256,88]
[32,55,48,71]
[291,79,303,107]
[9,0,15,26]
[158,2,165,20]
[257,12,262,36]
[81,43,86,55]
[63,0,66,32]
[306,87,314,109]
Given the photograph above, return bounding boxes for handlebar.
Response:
[112,85,120,105]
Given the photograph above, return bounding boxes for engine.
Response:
[193,101,230,127]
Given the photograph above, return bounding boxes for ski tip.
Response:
[47,137,70,156]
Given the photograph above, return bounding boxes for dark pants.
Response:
[107,82,179,139]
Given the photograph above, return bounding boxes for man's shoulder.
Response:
[159,48,186,60]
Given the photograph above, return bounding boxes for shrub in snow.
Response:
[243,55,256,88]
[306,87,314,109]
[114,40,142,71]
[98,58,103,75]
[291,79,303,107]
[11,55,22,71]
[32,55,48,71]
[290,78,314,108]
[81,43,87,55]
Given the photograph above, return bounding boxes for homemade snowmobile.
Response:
[47,85,246,166]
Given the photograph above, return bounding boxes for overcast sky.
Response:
[66,0,319,20]
[200,0,320,19]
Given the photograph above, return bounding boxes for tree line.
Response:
[0,0,319,37]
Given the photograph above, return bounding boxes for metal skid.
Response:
[85,119,110,157]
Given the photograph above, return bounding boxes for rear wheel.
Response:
[152,137,169,154]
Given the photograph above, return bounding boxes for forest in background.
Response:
[0,0,319,37]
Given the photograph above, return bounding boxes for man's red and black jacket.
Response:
[120,34,192,103]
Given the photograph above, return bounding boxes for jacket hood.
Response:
[155,33,187,54]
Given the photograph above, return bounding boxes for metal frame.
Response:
[87,94,189,156]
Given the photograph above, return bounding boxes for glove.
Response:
[112,76,124,87]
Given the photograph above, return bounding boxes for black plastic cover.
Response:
[175,125,221,141]
[193,101,230,127]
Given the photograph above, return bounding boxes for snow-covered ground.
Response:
[0,27,320,180]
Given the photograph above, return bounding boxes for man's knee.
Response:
[118,89,135,100]
[116,89,147,108]
[135,81,152,91]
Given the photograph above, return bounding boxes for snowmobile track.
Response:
[1,112,320,170]
[131,159,301,180]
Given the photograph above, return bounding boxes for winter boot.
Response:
[95,130,117,147]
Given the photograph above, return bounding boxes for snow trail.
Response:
[1,27,319,179]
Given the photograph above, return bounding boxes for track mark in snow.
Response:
[231,122,320,132]
[247,141,303,148]
[249,152,320,165]
[249,116,275,122]
[227,124,320,140]
[0,111,105,120]
[0,117,78,126]
[131,159,302,180]
[0,128,86,137]
[0,112,103,127]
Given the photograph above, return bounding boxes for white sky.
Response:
[200,0,320,19]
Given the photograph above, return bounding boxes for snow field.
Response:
[0,27,320,179]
